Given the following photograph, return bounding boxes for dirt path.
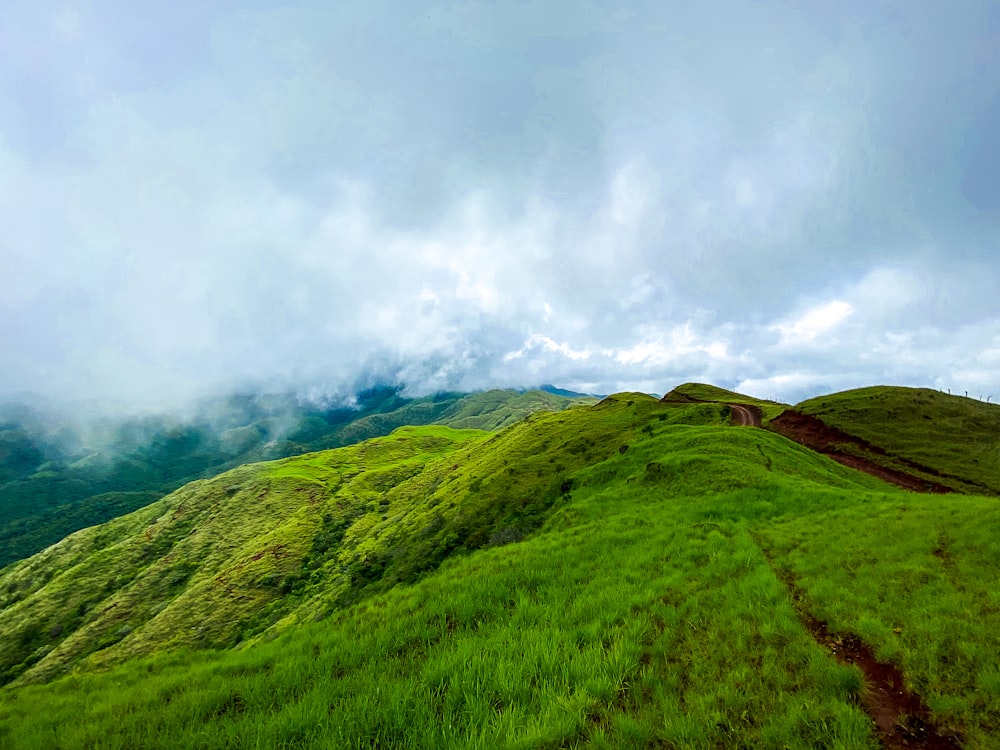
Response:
[773,569,962,749]
[673,394,957,494]
[768,410,953,494]
[728,403,762,427]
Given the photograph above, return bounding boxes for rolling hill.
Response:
[0,385,998,748]
[0,388,589,568]
[787,386,1000,495]
[660,382,788,421]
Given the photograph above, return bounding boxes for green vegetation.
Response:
[0,384,997,747]
[434,388,593,431]
[662,382,788,420]
[0,388,586,568]
[0,490,162,569]
[796,386,1000,494]
[755,491,1000,743]
[0,399,642,687]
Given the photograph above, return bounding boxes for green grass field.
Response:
[0,389,998,748]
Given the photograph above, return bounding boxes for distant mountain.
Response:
[0,388,587,568]
[538,383,604,399]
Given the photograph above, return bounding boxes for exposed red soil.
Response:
[768,410,953,494]
[769,567,964,749]
[665,394,960,493]
[803,613,961,749]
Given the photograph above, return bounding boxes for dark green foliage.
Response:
[0,492,162,567]
[0,427,45,484]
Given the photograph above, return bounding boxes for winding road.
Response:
[729,404,762,427]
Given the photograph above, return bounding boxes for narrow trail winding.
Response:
[722,398,964,747]
[774,570,963,750]
[728,403,762,427]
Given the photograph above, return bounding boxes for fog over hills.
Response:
[0,386,589,567]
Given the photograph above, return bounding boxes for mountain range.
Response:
[1,382,998,749]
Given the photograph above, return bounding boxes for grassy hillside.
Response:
[0,388,584,568]
[661,382,787,420]
[1,391,999,747]
[436,389,594,431]
[0,395,634,688]
[794,386,1000,494]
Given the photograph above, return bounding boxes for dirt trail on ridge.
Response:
[669,391,966,744]
[667,392,954,493]
[768,410,953,494]
[728,403,762,427]
[727,403,965,746]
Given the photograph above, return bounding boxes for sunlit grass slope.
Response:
[292,389,588,453]
[435,388,595,431]
[0,388,584,569]
[796,386,1000,494]
[0,396,648,688]
[2,392,999,748]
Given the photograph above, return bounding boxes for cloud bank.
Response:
[2,1,998,407]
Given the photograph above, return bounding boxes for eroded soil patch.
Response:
[775,569,962,749]
[804,614,961,749]
[768,410,954,494]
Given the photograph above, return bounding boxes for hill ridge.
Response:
[2,384,999,748]
[0,388,589,568]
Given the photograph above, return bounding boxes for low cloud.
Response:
[772,300,855,346]
[1,1,998,409]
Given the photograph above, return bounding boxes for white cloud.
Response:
[504,334,591,363]
[772,300,855,345]
[53,6,82,41]
[847,266,923,320]
[613,323,729,367]
[609,162,656,226]
[0,1,997,408]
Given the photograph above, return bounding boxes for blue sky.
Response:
[2,1,998,407]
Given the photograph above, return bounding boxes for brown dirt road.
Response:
[728,403,763,427]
